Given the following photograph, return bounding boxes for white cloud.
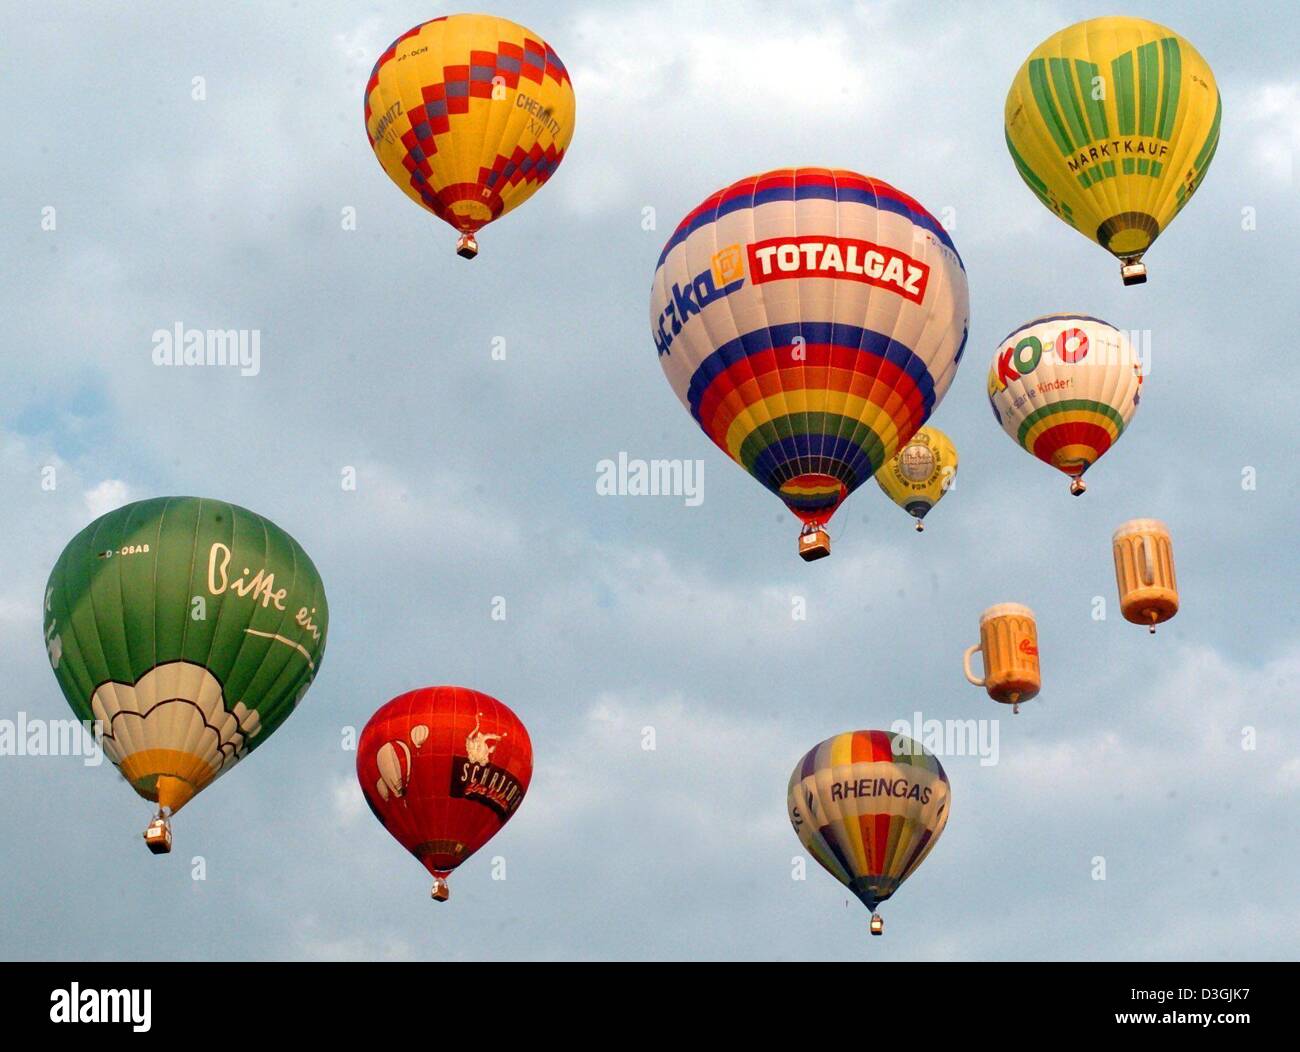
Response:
[292,916,415,962]
[331,773,366,826]
[337,459,523,556]
[993,642,1300,813]
[83,479,130,518]
[529,689,802,847]
[1241,81,1299,184]
[558,1,947,218]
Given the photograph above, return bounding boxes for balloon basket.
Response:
[1069,478,1087,496]
[431,877,450,902]
[798,527,831,562]
[914,521,924,533]
[455,233,479,260]
[143,814,172,855]
[1120,259,1147,286]
[870,913,884,936]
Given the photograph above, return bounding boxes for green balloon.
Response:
[44,496,328,815]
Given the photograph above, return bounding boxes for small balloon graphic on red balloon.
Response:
[357,686,533,902]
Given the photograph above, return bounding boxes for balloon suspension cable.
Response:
[1069,477,1087,496]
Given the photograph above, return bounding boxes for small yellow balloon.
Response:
[1004,16,1221,285]
[875,426,958,531]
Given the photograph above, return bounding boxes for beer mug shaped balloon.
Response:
[1112,519,1179,634]
[963,603,1041,714]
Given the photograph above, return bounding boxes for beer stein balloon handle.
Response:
[962,644,986,687]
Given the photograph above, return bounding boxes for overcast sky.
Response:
[1,0,1297,961]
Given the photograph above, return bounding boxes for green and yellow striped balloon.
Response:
[1005,16,1221,283]
[43,497,328,819]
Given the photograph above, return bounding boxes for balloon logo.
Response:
[651,168,970,560]
[987,313,1142,494]
[788,730,950,936]
[376,740,412,801]
[358,687,532,902]
[365,14,576,258]
[1004,16,1221,285]
[898,444,936,483]
[43,497,328,852]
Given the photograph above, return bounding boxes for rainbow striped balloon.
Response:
[788,730,950,917]
[987,313,1142,493]
[651,169,969,545]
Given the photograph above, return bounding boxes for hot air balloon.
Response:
[43,497,328,852]
[651,168,970,561]
[875,425,958,531]
[1004,16,1221,285]
[1113,518,1179,633]
[365,14,576,258]
[987,313,1142,495]
[963,603,1040,714]
[788,730,950,936]
[357,686,532,901]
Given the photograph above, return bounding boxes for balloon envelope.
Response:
[357,686,533,895]
[1004,16,1221,276]
[43,497,328,815]
[365,14,575,252]
[788,730,950,912]
[651,168,969,537]
[987,313,1142,487]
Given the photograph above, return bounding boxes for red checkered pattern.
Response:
[366,29,570,132]
[479,142,567,192]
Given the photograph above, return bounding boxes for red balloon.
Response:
[357,686,533,901]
